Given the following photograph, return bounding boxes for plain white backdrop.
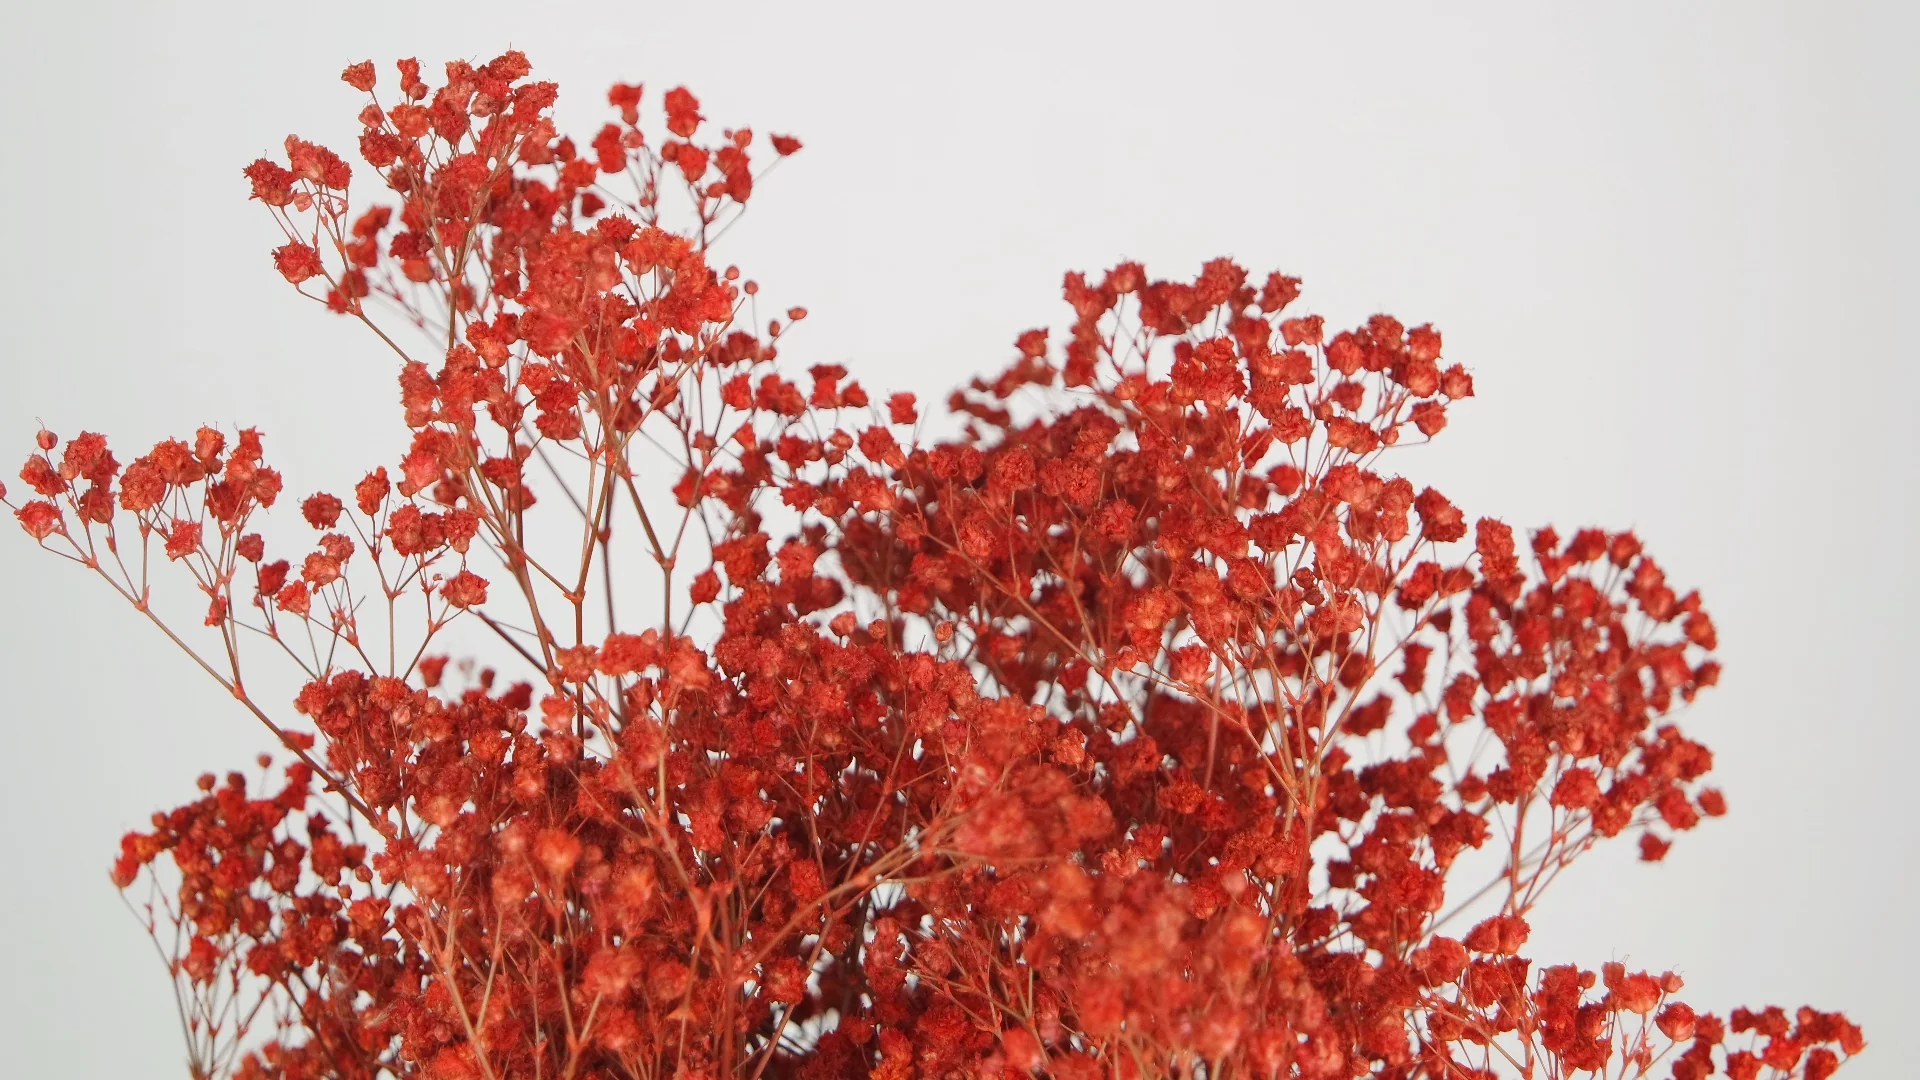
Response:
[1,1,1912,1075]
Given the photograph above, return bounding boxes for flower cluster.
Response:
[9,54,1859,1080]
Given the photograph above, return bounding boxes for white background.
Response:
[1,2,1912,1074]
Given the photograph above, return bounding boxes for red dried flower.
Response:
[15,501,62,539]
[663,86,702,138]
[440,569,488,608]
[300,492,343,528]
[341,60,376,92]
[273,242,325,284]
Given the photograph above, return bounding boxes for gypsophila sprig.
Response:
[6,53,1860,1080]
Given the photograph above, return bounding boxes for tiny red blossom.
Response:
[441,569,487,608]
[273,242,325,283]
